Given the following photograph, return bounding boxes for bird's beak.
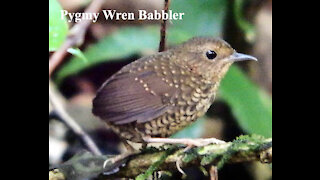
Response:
[227,52,258,62]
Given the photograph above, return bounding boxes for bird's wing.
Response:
[92,60,179,125]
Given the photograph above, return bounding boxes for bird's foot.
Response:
[142,137,226,147]
[103,140,139,170]
[103,150,139,170]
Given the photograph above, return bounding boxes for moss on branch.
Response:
[49,135,272,179]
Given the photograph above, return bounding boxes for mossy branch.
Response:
[49,135,272,180]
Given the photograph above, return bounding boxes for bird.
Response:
[92,37,257,148]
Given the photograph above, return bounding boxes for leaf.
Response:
[67,48,88,63]
[168,0,227,40]
[49,0,68,52]
[219,66,272,137]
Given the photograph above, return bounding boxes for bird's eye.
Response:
[206,50,217,60]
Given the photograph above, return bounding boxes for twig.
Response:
[49,83,102,155]
[49,0,104,78]
[158,0,171,52]
[210,166,218,180]
[49,136,272,179]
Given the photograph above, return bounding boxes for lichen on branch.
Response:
[49,135,272,179]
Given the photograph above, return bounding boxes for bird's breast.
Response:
[141,74,217,138]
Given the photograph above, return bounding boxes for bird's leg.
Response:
[141,142,148,149]
[143,137,226,147]
[122,139,136,152]
[103,140,139,169]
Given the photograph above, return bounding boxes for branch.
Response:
[49,0,104,78]
[49,135,271,179]
[49,82,102,155]
[158,0,171,52]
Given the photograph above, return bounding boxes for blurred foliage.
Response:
[233,0,256,42]
[49,0,90,66]
[220,66,272,138]
[49,0,68,52]
[168,0,227,43]
[67,47,88,63]
[51,0,271,138]
[56,26,160,81]
[55,0,228,81]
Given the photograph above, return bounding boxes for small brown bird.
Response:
[92,37,257,147]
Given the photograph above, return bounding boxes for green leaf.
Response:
[49,0,68,52]
[67,48,88,63]
[168,0,227,40]
[219,66,272,137]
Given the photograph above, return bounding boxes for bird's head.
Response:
[172,37,257,82]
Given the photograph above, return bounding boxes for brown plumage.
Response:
[92,37,257,143]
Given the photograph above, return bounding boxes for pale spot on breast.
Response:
[151,120,157,128]
[193,92,200,98]
[178,101,187,106]
[145,129,151,134]
[191,76,197,82]
[187,100,194,106]
[192,96,200,102]
[181,84,190,91]
[162,116,170,124]
[145,123,152,130]
[179,108,186,115]
[156,118,165,127]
